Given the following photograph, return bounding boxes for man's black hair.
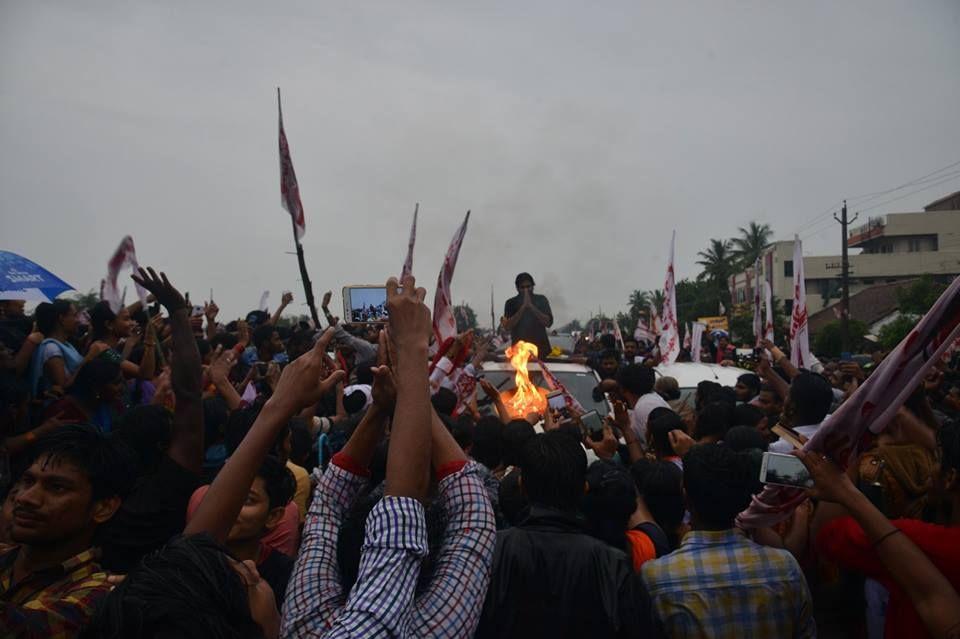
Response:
[682,444,755,530]
[789,372,833,425]
[724,425,769,452]
[599,334,617,350]
[89,534,264,639]
[519,431,587,512]
[354,364,374,386]
[631,459,685,549]
[34,300,73,336]
[224,405,287,457]
[696,380,723,410]
[70,358,121,401]
[498,469,527,526]
[696,401,736,440]
[252,324,275,351]
[582,460,636,551]
[600,349,620,363]
[209,332,239,351]
[617,364,655,397]
[732,404,765,429]
[343,390,367,415]
[25,423,136,502]
[648,411,685,458]
[431,387,458,417]
[502,419,536,467]
[759,383,783,401]
[450,415,474,452]
[112,405,173,474]
[195,338,212,360]
[258,455,296,510]
[514,272,535,288]
[471,416,504,470]
[736,373,761,397]
[288,417,314,469]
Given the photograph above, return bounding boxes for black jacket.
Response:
[476,506,656,639]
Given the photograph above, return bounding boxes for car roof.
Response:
[653,362,753,388]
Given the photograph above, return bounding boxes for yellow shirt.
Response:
[286,460,311,523]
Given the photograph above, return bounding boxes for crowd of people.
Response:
[0,266,958,638]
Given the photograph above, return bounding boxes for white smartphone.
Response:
[759,452,814,488]
[342,286,390,323]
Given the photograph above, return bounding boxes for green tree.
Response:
[454,304,478,332]
[66,289,101,312]
[897,275,948,315]
[675,279,719,329]
[877,315,916,351]
[814,320,868,358]
[731,222,773,268]
[696,239,735,308]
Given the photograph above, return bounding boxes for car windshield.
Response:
[479,367,609,416]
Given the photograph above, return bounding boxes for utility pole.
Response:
[834,200,858,353]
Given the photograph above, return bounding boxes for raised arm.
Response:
[799,450,960,639]
[269,291,294,327]
[207,345,243,411]
[132,267,204,473]
[185,328,344,542]
[204,300,219,340]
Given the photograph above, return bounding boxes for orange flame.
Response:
[503,340,548,418]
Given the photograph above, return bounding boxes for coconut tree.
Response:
[696,239,735,307]
[731,222,773,268]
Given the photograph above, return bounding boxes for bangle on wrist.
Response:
[872,528,901,548]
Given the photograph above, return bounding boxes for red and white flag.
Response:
[658,231,681,365]
[536,357,586,414]
[278,89,306,241]
[763,280,775,343]
[691,321,706,362]
[401,203,418,280]
[789,236,811,367]
[612,318,626,351]
[634,316,655,345]
[433,211,471,345]
[739,273,960,529]
[752,257,763,346]
[102,235,146,312]
[648,302,660,337]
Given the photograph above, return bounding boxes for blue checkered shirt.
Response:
[281,459,495,638]
[640,528,815,638]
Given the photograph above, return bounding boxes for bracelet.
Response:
[872,528,901,548]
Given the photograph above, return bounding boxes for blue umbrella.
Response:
[0,250,74,302]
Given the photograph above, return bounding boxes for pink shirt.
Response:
[185,484,300,557]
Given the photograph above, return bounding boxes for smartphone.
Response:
[547,390,566,411]
[580,410,604,442]
[759,452,814,488]
[342,286,390,323]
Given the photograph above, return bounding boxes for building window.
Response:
[784,260,793,278]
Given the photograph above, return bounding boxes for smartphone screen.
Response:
[547,390,566,411]
[342,286,390,323]
[760,452,814,488]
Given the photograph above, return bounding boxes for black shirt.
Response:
[258,547,294,607]
[98,456,201,572]
[504,293,553,359]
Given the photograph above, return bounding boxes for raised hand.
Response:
[370,329,397,411]
[321,291,332,309]
[584,424,619,460]
[268,327,345,412]
[132,267,186,312]
[795,449,859,505]
[281,291,294,306]
[385,275,430,353]
[478,378,500,400]
[207,345,237,383]
[204,301,219,322]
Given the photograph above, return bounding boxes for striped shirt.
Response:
[281,457,495,638]
[641,528,815,638]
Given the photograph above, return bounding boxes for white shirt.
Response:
[769,422,823,454]
[629,392,670,442]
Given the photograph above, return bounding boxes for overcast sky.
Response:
[2,0,959,326]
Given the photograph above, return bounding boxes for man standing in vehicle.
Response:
[503,273,553,358]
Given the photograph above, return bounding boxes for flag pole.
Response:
[278,87,321,329]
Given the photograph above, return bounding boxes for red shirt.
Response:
[817,516,960,639]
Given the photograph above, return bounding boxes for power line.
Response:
[856,171,960,214]
[845,159,960,205]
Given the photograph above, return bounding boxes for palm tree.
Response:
[628,290,650,320]
[731,222,773,267]
[696,239,734,306]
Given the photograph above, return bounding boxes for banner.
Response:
[739,273,960,529]
[691,322,706,362]
[278,89,306,241]
[658,231,681,365]
[401,203,418,280]
[432,211,471,346]
[697,316,729,332]
[536,357,586,413]
[789,235,811,367]
[634,316,655,345]
[763,280,775,343]
[102,236,147,312]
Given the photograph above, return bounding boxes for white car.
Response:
[477,360,611,418]
[654,361,754,406]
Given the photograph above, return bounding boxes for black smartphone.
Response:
[580,410,604,442]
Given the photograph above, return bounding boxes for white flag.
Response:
[658,231,681,365]
[752,257,763,347]
[401,203,418,280]
[612,318,626,351]
[278,89,306,241]
[789,235,811,367]
[432,211,471,345]
[691,322,706,362]
[102,235,147,312]
[259,291,270,313]
[763,280,775,343]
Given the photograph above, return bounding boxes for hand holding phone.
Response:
[580,410,604,442]
[760,452,814,488]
